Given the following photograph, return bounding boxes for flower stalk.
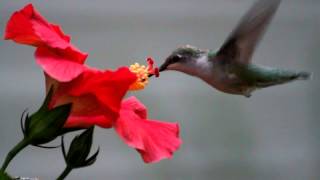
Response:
[0,87,72,173]
[57,166,73,180]
[0,138,31,171]
[0,170,12,180]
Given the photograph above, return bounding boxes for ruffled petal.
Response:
[45,67,136,128]
[5,3,87,64]
[67,67,137,113]
[114,97,182,163]
[4,4,39,45]
[35,47,87,82]
[45,74,114,128]
[65,115,113,128]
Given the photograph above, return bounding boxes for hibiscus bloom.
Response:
[5,3,181,163]
[45,60,181,163]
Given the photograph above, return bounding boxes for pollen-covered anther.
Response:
[129,63,150,91]
[129,57,159,91]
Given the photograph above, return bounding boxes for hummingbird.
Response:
[157,0,311,97]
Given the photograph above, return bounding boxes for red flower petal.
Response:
[66,67,137,113]
[5,3,87,64]
[35,47,87,82]
[45,67,137,128]
[114,97,182,163]
[65,114,114,128]
[5,4,39,45]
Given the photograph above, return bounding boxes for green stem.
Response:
[57,166,73,180]
[0,170,12,180]
[1,138,30,171]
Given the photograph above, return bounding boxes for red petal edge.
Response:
[45,67,137,128]
[114,97,182,163]
[5,3,88,65]
[35,47,86,82]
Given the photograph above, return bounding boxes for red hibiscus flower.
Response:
[5,4,182,163]
[45,65,181,163]
[5,3,88,82]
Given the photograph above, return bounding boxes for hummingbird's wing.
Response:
[215,0,281,64]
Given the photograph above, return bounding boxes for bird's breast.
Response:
[200,64,252,96]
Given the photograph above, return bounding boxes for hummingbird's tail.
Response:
[296,71,311,80]
[251,67,312,88]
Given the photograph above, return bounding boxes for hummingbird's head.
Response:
[159,45,209,76]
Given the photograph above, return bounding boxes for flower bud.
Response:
[61,127,99,168]
[21,87,72,146]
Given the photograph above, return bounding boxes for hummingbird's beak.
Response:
[159,63,168,72]
[148,62,168,78]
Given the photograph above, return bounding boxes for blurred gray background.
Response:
[0,0,319,179]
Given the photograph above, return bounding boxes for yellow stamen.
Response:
[129,63,150,91]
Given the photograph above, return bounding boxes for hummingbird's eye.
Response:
[170,54,182,63]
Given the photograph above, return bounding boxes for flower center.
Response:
[129,57,159,91]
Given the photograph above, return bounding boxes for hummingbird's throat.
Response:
[129,57,159,91]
